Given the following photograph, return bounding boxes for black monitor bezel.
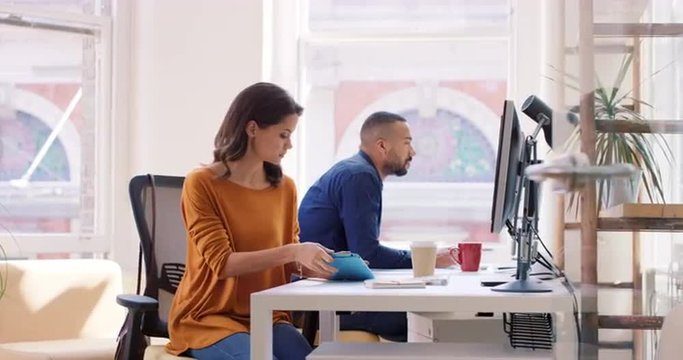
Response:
[490,100,524,234]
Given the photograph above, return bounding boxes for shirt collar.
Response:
[358,150,383,183]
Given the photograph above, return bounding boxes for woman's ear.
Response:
[246,120,257,137]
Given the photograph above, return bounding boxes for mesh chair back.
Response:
[129,175,186,338]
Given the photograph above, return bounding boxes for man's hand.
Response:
[436,248,458,268]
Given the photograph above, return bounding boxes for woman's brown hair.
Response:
[213,82,303,186]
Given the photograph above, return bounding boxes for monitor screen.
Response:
[490,100,524,234]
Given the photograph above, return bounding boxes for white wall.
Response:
[130,0,265,175]
[111,0,267,271]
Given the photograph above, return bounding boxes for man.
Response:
[298,111,457,342]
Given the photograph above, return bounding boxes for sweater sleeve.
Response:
[181,172,233,279]
[339,173,412,269]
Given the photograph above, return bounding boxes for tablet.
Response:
[329,252,375,281]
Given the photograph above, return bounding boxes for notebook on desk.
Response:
[364,275,448,289]
[364,278,426,289]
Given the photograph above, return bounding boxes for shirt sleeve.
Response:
[181,173,233,279]
[339,173,411,269]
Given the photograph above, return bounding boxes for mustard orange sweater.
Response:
[166,167,299,355]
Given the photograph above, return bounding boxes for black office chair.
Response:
[115,174,320,359]
[300,312,319,347]
[115,174,190,360]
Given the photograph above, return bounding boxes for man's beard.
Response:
[393,167,408,177]
[385,158,411,177]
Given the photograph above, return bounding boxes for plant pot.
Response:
[601,169,642,209]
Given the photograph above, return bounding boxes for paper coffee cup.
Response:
[410,241,437,277]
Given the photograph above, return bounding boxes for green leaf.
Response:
[542,75,582,93]
[549,50,671,209]
[611,53,634,96]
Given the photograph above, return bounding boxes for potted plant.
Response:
[558,52,673,213]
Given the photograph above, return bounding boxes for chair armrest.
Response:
[115,294,155,360]
[116,294,158,312]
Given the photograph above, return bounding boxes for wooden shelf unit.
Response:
[574,5,683,358]
[596,119,683,133]
[565,204,683,230]
[594,23,683,37]
[565,218,683,232]
[600,203,683,218]
[598,315,664,330]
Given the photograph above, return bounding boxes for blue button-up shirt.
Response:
[298,151,412,269]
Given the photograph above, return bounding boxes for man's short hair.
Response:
[360,111,407,144]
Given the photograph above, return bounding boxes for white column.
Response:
[111,0,266,272]
[129,0,265,176]
[268,0,304,182]
[538,0,566,276]
[510,0,543,114]
[301,86,337,191]
[110,0,135,272]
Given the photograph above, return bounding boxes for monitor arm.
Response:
[492,118,553,293]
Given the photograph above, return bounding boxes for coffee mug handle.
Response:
[448,247,460,264]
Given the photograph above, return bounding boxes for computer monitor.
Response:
[490,100,524,234]
[489,100,553,293]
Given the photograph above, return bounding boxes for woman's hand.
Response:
[294,243,337,278]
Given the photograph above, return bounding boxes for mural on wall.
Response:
[390,108,495,183]
[0,86,80,237]
[0,110,71,182]
[330,80,506,243]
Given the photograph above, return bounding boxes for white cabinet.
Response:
[407,312,508,344]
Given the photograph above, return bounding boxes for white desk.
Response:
[250,269,577,360]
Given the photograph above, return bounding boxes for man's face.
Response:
[382,122,416,177]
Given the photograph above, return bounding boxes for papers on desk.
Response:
[364,276,448,289]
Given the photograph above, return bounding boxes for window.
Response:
[297,0,511,247]
[0,0,112,258]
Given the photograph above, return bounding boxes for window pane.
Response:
[592,0,683,24]
[0,22,102,240]
[308,0,510,35]
[0,0,109,16]
[301,38,508,245]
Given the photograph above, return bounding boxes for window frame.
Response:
[290,0,513,249]
[0,4,113,257]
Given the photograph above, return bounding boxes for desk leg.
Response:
[555,312,578,360]
[319,311,338,342]
[250,296,272,360]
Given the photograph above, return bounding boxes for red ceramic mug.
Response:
[449,243,482,272]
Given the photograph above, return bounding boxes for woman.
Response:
[166,82,336,360]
